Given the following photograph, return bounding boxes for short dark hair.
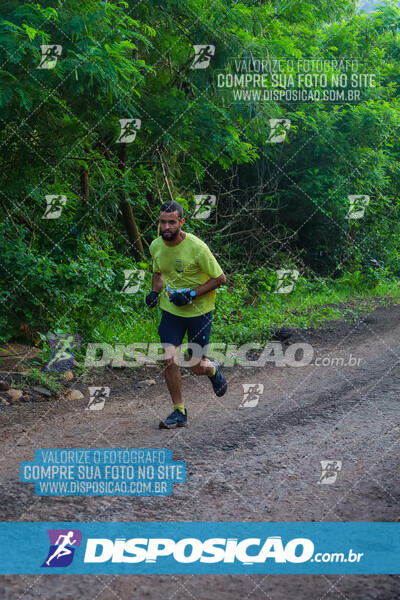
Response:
[159,200,183,218]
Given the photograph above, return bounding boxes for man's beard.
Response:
[161,229,179,241]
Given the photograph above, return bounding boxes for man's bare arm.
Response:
[152,272,164,293]
[194,273,226,297]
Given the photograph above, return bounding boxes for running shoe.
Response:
[208,358,227,397]
[159,408,188,429]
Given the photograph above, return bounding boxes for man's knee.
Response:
[162,346,180,369]
[164,358,177,369]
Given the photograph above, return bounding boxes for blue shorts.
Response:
[158,310,213,359]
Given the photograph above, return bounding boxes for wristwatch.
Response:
[190,290,197,299]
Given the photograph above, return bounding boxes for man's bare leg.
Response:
[159,345,187,429]
[163,345,183,405]
[190,356,214,377]
[190,354,227,397]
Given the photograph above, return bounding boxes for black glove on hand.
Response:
[170,290,192,306]
[145,291,159,308]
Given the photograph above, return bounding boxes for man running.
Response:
[146,200,227,429]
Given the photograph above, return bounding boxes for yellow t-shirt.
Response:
[149,232,223,317]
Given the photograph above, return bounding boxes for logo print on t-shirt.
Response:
[175,259,185,273]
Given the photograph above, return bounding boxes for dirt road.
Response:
[1,305,400,599]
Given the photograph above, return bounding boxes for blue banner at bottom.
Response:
[0,522,398,574]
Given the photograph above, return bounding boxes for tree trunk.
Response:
[118,143,144,259]
[80,165,89,203]
[80,145,90,203]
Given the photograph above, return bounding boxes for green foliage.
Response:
[24,367,64,395]
[1,0,400,349]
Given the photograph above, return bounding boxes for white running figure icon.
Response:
[46,531,77,565]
